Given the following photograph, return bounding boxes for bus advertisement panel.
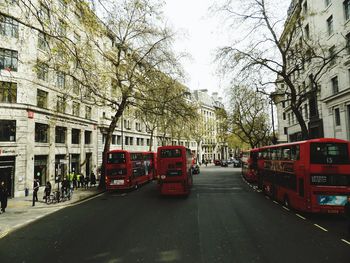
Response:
[157,146,193,195]
[257,138,350,213]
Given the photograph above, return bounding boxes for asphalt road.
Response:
[0,166,349,263]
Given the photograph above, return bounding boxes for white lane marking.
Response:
[296,214,306,220]
[341,239,350,245]
[265,196,270,200]
[282,206,290,211]
[314,224,328,232]
[273,201,279,204]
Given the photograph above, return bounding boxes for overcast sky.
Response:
[163,0,224,96]
[163,0,290,98]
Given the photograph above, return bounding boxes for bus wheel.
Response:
[283,196,290,208]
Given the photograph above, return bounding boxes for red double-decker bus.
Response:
[241,148,259,183]
[105,150,153,190]
[258,138,350,213]
[157,145,193,195]
[143,151,157,180]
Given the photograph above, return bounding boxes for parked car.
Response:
[192,164,200,174]
[221,160,228,167]
[214,160,221,166]
[232,158,241,167]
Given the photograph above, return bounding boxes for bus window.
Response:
[282,147,291,160]
[310,143,349,164]
[160,149,182,158]
[107,153,126,164]
[291,145,300,160]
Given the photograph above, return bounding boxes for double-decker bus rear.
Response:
[105,150,130,190]
[157,146,193,195]
[259,138,350,213]
[308,139,350,213]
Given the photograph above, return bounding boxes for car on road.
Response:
[214,160,221,166]
[192,164,200,174]
[232,158,241,167]
[220,160,228,167]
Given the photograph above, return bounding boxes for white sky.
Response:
[163,0,290,99]
[163,0,224,96]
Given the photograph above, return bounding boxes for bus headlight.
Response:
[160,175,166,180]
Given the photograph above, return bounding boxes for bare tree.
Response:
[214,0,346,140]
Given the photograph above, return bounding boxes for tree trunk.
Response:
[98,99,127,190]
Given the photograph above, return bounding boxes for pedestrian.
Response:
[84,175,89,189]
[344,196,350,236]
[77,173,81,188]
[205,159,208,167]
[90,172,96,187]
[80,174,85,189]
[73,173,77,190]
[44,181,51,203]
[0,181,8,213]
[61,177,69,198]
[33,179,39,206]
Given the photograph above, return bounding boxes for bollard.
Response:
[25,187,29,197]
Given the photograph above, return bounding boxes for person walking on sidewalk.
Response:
[32,179,39,206]
[0,181,8,213]
[44,181,52,203]
[90,172,96,187]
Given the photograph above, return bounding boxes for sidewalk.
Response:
[0,186,104,239]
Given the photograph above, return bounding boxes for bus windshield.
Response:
[107,153,126,164]
[310,143,349,164]
[160,149,182,158]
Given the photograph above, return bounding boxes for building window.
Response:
[284,127,288,135]
[346,33,350,55]
[85,106,91,119]
[344,0,350,21]
[327,15,334,36]
[38,32,49,51]
[57,96,66,113]
[0,14,19,38]
[73,78,80,95]
[111,135,116,145]
[304,24,310,39]
[283,112,286,120]
[56,71,65,88]
[85,131,92,144]
[117,135,121,145]
[55,126,66,143]
[71,129,80,144]
[37,61,48,81]
[0,81,16,103]
[34,155,48,186]
[331,76,339,94]
[309,97,318,118]
[0,48,18,71]
[37,89,48,108]
[35,123,49,143]
[303,1,308,14]
[329,46,336,66]
[147,139,150,146]
[39,3,50,20]
[58,19,67,36]
[334,108,341,126]
[304,104,308,119]
[72,101,80,117]
[0,120,16,141]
